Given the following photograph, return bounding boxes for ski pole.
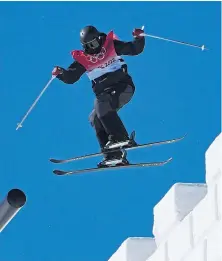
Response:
[140,30,207,51]
[16,75,56,130]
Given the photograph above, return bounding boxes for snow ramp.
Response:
[108,133,222,261]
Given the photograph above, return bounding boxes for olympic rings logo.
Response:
[86,47,106,63]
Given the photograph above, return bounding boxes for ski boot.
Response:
[124,131,137,148]
[103,131,137,151]
[97,132,137,168]
[97,150,129,168]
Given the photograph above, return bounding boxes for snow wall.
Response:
[108,133,222,261]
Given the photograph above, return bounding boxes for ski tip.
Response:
[166,157,173,163]
[50,158,61,163]
[183,133,188,138]
[158,157,173,166]
[53,169,67,175]
[176,133,187,141]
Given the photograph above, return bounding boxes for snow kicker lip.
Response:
[53,157,173,176]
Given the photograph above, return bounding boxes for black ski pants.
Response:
[89,83,135,149]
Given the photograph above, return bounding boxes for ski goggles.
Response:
[83,37,100,50]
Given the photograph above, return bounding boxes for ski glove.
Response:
[52,66,64,76]
[132,28,144,38]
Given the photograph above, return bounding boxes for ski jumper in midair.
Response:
[52,25,145,167]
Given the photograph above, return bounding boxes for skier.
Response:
[52,25,145,168]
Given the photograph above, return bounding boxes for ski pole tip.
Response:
[201,45,208,51]
[16,123,22,130]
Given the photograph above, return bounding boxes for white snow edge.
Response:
[108,132,222,261]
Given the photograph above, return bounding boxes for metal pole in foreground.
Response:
[0,189,26,232]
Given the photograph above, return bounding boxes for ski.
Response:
[50,134,186,164]
[53,157,173,176]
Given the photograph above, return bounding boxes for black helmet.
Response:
[80,25,103,54]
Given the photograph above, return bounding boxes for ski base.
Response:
[50,134,186,164]
[53,157,173,176]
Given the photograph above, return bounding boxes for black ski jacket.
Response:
[57,36,145,95]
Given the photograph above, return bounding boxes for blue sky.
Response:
[0,1,220,261]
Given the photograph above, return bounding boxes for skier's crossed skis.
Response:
[50,133,186,175]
